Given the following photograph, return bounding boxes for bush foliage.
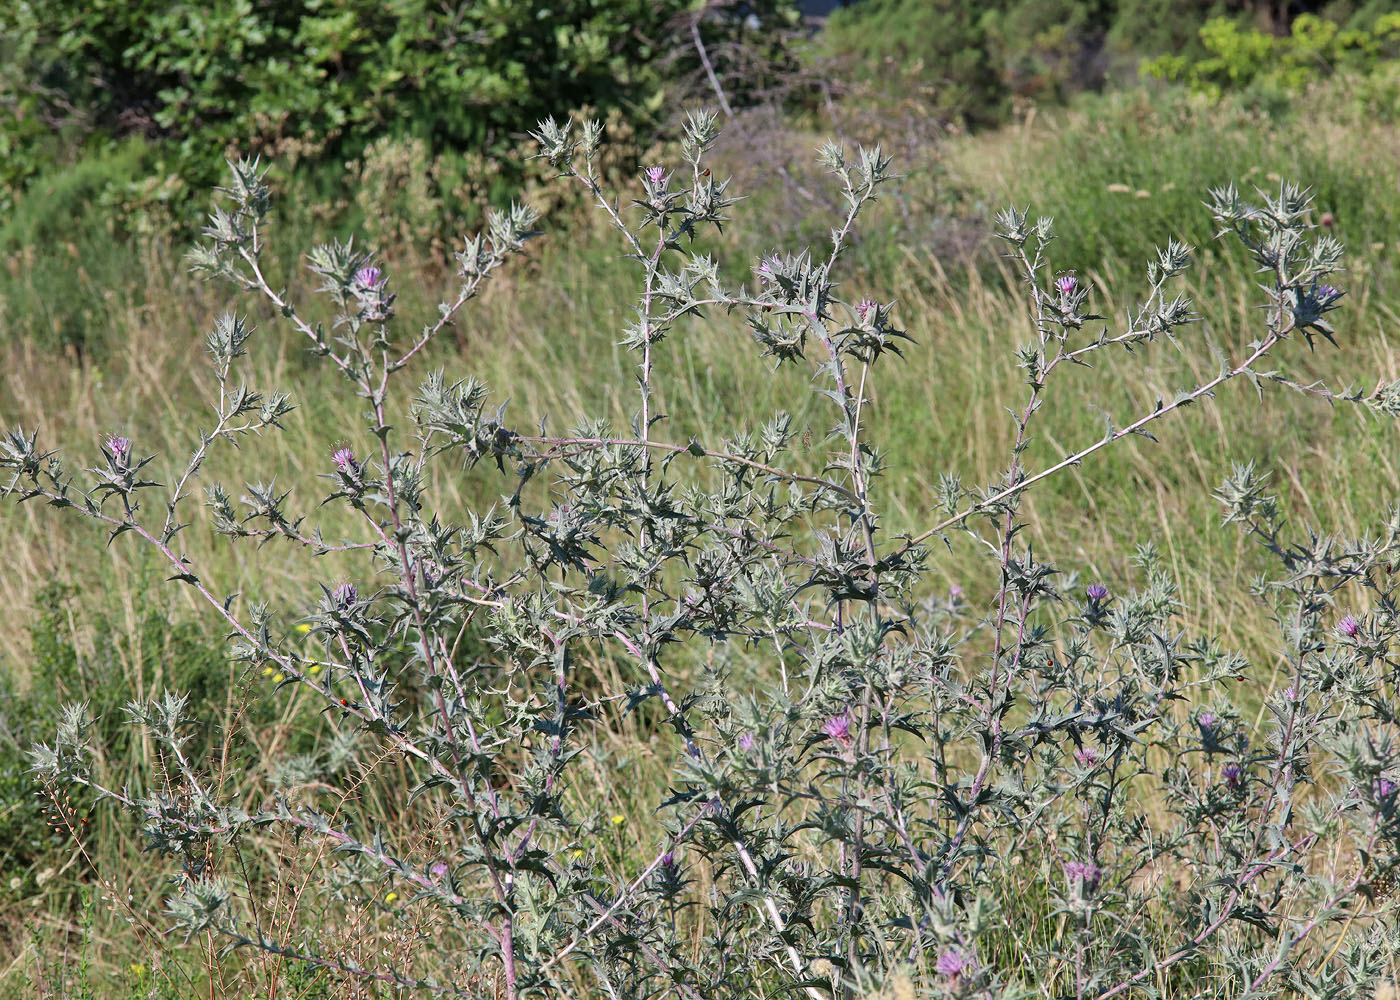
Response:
[1145,11,1400,101]
[0,0,797,211]
[820,1,1400,127]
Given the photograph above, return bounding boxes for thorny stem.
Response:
[904,327,1286,552]
[518,433,859,503]
[28,474,529,994]
[944,246,1054,878]
[1093,819,1355,1000]
[572,157,830,999]
[368,381,520,996]
[240,224,526,995]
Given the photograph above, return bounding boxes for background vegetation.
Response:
[4,0,1400,995]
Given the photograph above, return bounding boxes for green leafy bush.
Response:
[818,0,1257,127]
[0,0,798,214]
[1144,12,1400,100]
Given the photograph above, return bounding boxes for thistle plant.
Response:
[9,110,1400,999]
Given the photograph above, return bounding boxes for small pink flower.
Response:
[354,266,383,289]
[1375,777,1398,799]
[1064,860,1103,893]
[1222,763,1242,789]
[332,447,356,474]
[856,298,877,322]
[1338,614,1360,638]
[1056,274,1077,296]
[935,948,970,978]
[1074,746,1099,767]
[1283,685,1298,703]
[822,713,852,747]
[430,861,449,880]
[1086,583,1109,602]
[737,732,755,752]
[333,582,357,607]
[105,434,131,459]
[645,165,668,185]
[1199,711,1217,729]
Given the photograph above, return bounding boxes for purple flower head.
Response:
[935,948,970,979]
[1056,274,1077,296]
[822,713,853,747]
[430,861,449,880]
[1086,583,1109,602]
[645,165,667,185]
[1199,711,1217,729]
[333,582,357,608]
[1375,777,1398,800]
[105,434,131,459]
[1318,283,1340,301]
[1074,746,1100,767]
[332,447,356,474]
[756,256,778,284]
[949,584,963,600]
[1338,614,1361,638]
[1063,860,1103,892]
[1222,763,1243,789]
[737,732,755,752]
[354,266,383,289]
[659,851,677,871]
[1283,684,1299,703]
[856,298,878,322]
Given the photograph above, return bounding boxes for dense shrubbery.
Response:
[819,0,1235,126]
[0,0,812,361]
[820,1,1400,127]
[10,1,1400,366]
[9,105,1400,998]
[1145,11,1400,102]
[0,0,798,213]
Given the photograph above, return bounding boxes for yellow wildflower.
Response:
[385,891,398,903]
[273,672,285,683]
[262,666,274,677]
[610,814,624,825]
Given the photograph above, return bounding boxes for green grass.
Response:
[3,79,1399,994]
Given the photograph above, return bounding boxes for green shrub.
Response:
[818,0,1263,128]
[1144,12,1400,100]
[821,0,1009,126]
[0,0,798,214]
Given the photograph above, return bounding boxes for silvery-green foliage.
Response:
[8,115,1400,1000]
